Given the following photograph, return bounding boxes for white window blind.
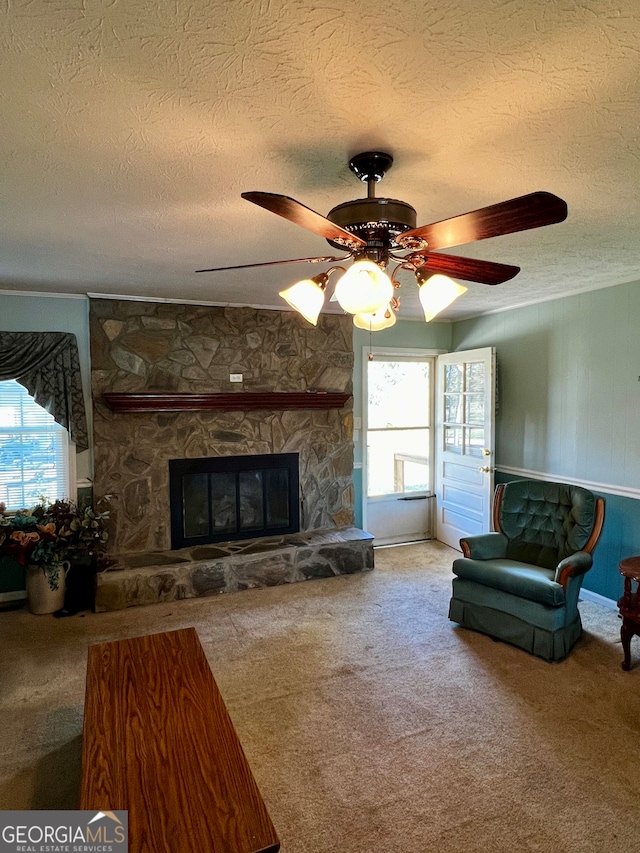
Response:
[0,379,70,510]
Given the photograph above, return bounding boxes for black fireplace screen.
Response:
[169,453,300,549]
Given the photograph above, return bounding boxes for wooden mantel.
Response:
[103,391,351,413]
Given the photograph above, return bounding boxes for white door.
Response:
[363,350,436,545]
[435,347,495,549]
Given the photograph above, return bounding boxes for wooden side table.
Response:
[618,556,640,671]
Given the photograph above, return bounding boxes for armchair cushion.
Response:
[453,557,565,606]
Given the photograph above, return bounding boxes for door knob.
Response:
[478,465,492,473]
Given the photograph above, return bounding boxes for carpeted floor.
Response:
[1,540,638,852]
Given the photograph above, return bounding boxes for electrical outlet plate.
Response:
[229,373,243,382]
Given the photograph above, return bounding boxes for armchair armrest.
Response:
[554,551,593,588]
[460,532,508,560]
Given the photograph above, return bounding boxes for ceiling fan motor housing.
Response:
[348,151,394,183]
[326,197,417,251]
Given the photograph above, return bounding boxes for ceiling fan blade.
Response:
[400,252,520,285]
[195,255,347,274]
[395,192,568,251]
[242,191,366,250]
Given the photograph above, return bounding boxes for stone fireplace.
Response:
[90,299,356,558]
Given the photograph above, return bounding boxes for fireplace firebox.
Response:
[169,453,300,549]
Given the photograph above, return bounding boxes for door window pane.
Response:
[445,394,463,425]
[367,428,430,496]
[465,361,485,392]
[445,427,462,454]
[465,428,485,457]
[366,356,433,499]
[368,361,430,429]
[445,363,463,393]
[465,395,484,425]
[402,460,430,493]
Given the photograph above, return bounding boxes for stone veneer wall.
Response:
[90,299,354,555]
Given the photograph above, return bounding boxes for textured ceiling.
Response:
[1,0,639,321]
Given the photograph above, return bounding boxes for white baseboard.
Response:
[579,588,618,610]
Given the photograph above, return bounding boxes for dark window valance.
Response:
[0,332,89,453]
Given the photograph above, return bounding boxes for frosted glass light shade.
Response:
[334,260,393,315]
[418,274,468,322]
[353,304,396,331]
[279,278,326,325]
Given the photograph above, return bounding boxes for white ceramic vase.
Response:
[26,562,69,615]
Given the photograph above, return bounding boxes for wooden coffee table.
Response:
[81,627,280,852]
[618,556,640,671]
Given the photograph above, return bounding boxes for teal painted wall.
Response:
[353,467,364,528]
[0,292,92,480]
[352,319,452,527]
[453,280,640,602]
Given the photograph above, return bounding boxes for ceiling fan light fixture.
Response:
[417,272,468,322]
[353,303,396,331]
[334,260,393,315]
[279,276,327,325]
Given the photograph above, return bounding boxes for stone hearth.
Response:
[95,527,373,612]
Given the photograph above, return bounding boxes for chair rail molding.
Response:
[496,466,640,502]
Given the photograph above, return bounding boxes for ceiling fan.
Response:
[196,151,568,329]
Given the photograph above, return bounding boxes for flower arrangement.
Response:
[0,497,110,591]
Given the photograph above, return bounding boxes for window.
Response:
[0,380,70,510]
[443,360,486,457]
[366,357,432,497]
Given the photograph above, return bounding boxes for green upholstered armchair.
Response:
[449,479,605,661]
